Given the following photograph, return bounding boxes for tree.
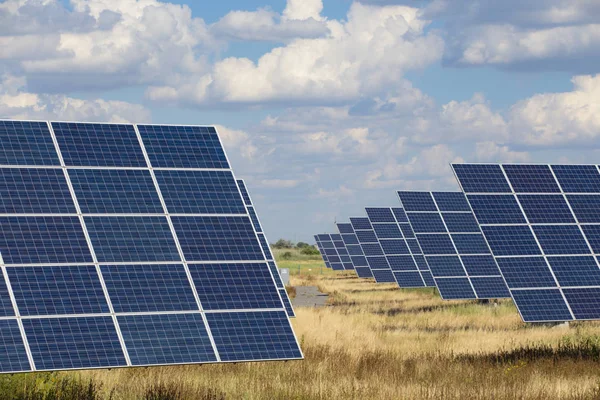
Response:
[300,246,320,255]
[296,241,310,249]
[273,239,294,249]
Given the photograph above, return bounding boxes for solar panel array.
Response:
[330,234,354,271]
[350,216,397,284]
[236,180,295,317]
[0,120,302,373]
[314,234,332,269]
[453,164,600,322]
[398,191,510,299]
[336,223,373,278]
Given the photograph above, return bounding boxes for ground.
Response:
[3,250,600,399]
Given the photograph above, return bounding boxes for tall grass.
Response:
[3,256,600,398]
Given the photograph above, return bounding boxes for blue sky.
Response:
[2,0,600,242]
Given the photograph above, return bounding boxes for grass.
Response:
[4,252,600,399]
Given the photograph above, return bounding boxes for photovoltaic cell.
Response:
[336,223,372,278]
[453,163,600,322]
[398,191,509,300]
[0,120,301,373]
[353,213,396,284]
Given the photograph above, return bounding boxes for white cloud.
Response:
[475,141,530,162]
[211,0,329,42]
[0,74,150,123]
[509,74,600,146]
[147,2,443,106]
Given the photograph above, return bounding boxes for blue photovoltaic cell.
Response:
[421,271,436,286]
[471,277,510,299]
[467,195,526,224]
[351,256,368,267]
[0,216,92,264]
[279,289,295,317]
[346,244,362,255]
[511,290,573,322]
[435,278,476,300]
[0,320,30,372]
[189,263,282,310]
[361,243,384,256]
[52,122,146,167]
[407,213,446,233]
[324,248,338,257]
[155,170,246,215]
[405,239,422,254]
[461,255,501,276]
[342,234,359,245]
[371,269,396,283]
[397,192,437,212]
[355,266,373,278]
[547,257,600,287]
[350,217,372,230]
[367,256,389,269]
[247,207,263,232]
[236,180,252,206]
[331,234,342,241]
[8,266,109,316]
[416,234,456,255]
[206,311,302,362]
[70,169,163,214]
[495,257,556,288]
[441,213,480,233]
[138,125,229,169]
[372,224,402,239]
[387,255,416,271]
[118,313,217,366]
[317,234,330,241]
[394,271,425,287]
[0,121,59,166]
[23,317,127,370]
[337,223,354,234]
[503,164,560,193]
[413,255,428,270]
[398,224,414,238]
[172,216,264,261]
[0,168,75,213]
[567,195,600,223]
[101,264,198,313]
[453,164,511,193]
[268,261,285,287]
[391,208,409,223]
[451,234,490,255]
[425,256,465,277]
[518,195,574,224]
[257,234,273,260]
[563,288,600,319]
[365,208,395,223]
[582,225,600,253]
[432,192,471,212]
[0,277,14,317]
[86,216,180,263]
[380,240,409,255]
[481,226,541,256]
[532,225,590,255]
[356,230,378,243]
[552,165,600,193]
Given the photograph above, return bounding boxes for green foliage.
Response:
[300,246,320,255]
[281,251,293,259]
[296,242,310,249]
[0,374,101,400]
[273,239,294,249]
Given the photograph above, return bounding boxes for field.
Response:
[4,250,600,399]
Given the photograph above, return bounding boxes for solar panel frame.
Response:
[236,179,295,318]
[0,120,303,373]
[398,191,510,300]
[452,163,600,322]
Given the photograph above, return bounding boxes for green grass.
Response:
[272,248,334,276]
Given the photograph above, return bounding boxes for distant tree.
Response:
[296,242,310,249]
[281,251,293,259]
[273,239,294,249]
[300,246,320,255]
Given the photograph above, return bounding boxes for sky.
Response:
[2,0,600,243]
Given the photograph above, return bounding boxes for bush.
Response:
[281,251,293,259]
[296,242,310,249]
[300,246,320,255]
[273,239,294,249]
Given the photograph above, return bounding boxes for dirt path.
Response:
[292,286,328,307]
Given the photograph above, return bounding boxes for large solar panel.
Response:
[0,120,302,373]
[398,191,510,299]
[350,215,397,284]
[314,235,331,269]
[453,163,600,322]
[236,180,295,318]
[317,234,345,271]
[330,233,354,271]
[335,223,373,278]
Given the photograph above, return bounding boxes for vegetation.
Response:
[3,249,600,399]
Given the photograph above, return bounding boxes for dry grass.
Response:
[5,271,600,399]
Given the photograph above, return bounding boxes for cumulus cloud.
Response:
[147,2,443,106]
[0,74,151,122]
[211,0,329,42]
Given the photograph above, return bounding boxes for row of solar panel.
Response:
[0,121,229,168]
[315,164,600,323]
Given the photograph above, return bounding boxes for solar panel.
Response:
[236,180,295,318]
[314,235,331,269]
[335,223,372,278]
[351,215,396,284]
[453,163,600,322]
[398,191,510,300]
[0,120,302,373]
[330,229,355,271]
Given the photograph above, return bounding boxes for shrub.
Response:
[301,246,320,255]
[273,239,294,249]
[281,251,293,259]
[296,242,310,249]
